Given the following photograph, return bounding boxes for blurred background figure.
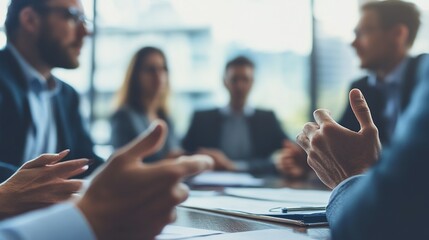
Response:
[183,56,307,176]
[110,47,183,163]
[338,0,425,146]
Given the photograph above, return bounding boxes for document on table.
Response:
[224,187,331,205]
[182,195,318,215]
[181,195,327,226]
[200,229,316,240]
[187,171,264,187]
[156,225,223,240]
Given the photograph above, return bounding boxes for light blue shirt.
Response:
[367,57,410,136]
[219,105,255,171]
[7,44,59,163]
[0,203,95,240]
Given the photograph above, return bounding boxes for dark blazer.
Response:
[0,162,17,182]
[182,108,288,174]
[339,55,426,145]
[328,58,429,239]
[0,48,103,179]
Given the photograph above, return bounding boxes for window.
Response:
[94,0,312,144]
[315,0,429,121]
[2,0,428,150]
[0,1,8,49]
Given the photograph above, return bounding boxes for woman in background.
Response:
[110,47,183,163]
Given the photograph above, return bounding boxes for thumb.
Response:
[22,149,70,169]
[114,120,168,163]
[349,89,375,130]
[283,140,297,149]
[175,155,215,177]
[283,140,290,148]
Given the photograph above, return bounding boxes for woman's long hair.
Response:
[115,47,170,118]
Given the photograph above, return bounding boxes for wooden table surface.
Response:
[174,174,331,240]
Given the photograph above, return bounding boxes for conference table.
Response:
[173,174,332,240]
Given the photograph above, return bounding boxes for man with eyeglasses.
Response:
[0,1,216,239]
[0,0,102,217]
[0,0,102,181]
[338,0,425,146]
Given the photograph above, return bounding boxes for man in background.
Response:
[297,52,429,238]
[339,0,424,146]
[183,56,308,177]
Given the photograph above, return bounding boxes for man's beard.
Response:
[36,27,81,69]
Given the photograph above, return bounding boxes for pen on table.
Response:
[281,207,326,213]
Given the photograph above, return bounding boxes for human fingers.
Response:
[313,109,335,126]
[303,122,320,140]
[112,121,168,165]
[49,159,90,179]
[349,89,375,130]
[22,149,70,169]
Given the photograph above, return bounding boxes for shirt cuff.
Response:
[0,203,96,240]
[330,175,364,202]
[326,175,364,222]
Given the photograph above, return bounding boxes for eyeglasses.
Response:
[354,26,383,39]
[32,5,91,26]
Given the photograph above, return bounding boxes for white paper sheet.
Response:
[181,195,323,215]
[201,229,316,240]
[156,225,223,240]
[224,187,331,205]
[188,172,264,187]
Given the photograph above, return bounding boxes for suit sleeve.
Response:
[68,90,103,177]
[0,163,17,183]
[182,112,199,153]
[328,76,429,240]
[246,111,287,174]
[269,111,288,145]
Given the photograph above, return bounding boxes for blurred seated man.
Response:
[297,52,429,239]
[0,121,214,240]
[0,150,89,219]
[0,0,103,179]
[183,56,307,176]
[339,0,424,146]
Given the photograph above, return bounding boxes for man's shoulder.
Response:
[253,108,274,115]
[54,78,79,97]
[349,76,370,89]
[0,49,17,83]
[193,108,221,117]
[252,108,276,119]
[188,108,221,128]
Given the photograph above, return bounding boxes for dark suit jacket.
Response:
[328,56,429,239]
[0,48,103,180]
[339,55,426,145]
[0,162,17,182]
[182,108,288,174]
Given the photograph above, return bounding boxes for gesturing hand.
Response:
[0,150,89,219]
[297,89,381,189]
[77,121,214,240]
